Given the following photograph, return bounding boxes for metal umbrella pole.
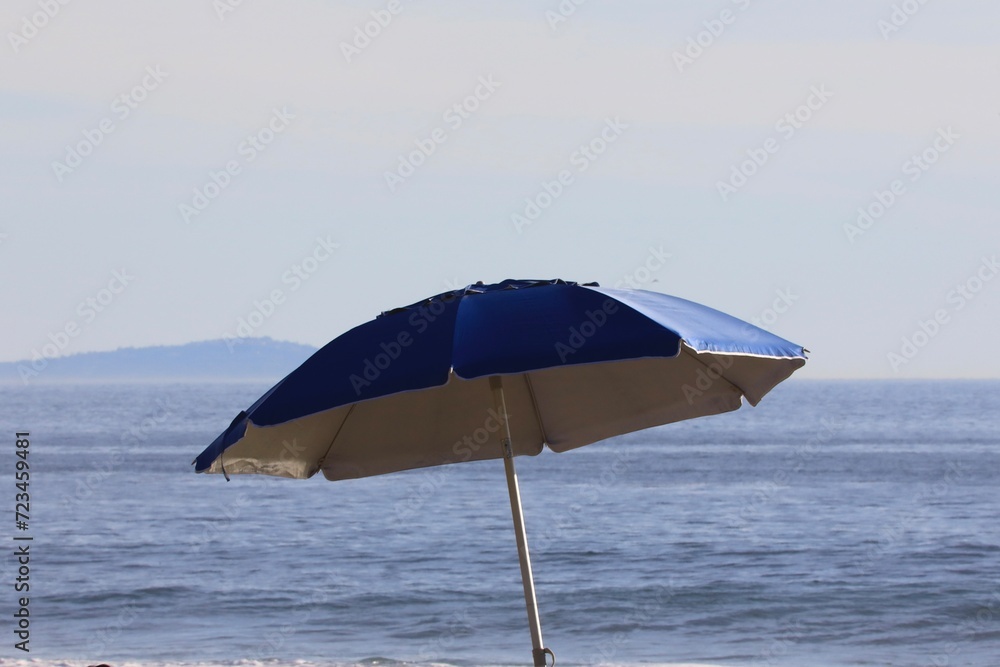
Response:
[490,376,553,667]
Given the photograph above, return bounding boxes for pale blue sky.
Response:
[1,0,998,378]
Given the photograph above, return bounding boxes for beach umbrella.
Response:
[194,278,807,666]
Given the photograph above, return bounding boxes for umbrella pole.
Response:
[490,376,551,667]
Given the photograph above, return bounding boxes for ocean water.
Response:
[0,380,998,667]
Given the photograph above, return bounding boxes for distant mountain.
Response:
[0,337,319,383]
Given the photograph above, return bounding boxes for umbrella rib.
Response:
[681,344,748,398]
[315,403,357,475]
[523,373,551,448]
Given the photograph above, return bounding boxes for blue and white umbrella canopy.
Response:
[195,279,806,481]
[195,278,807,665]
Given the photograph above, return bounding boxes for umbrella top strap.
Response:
[377,278,599,318]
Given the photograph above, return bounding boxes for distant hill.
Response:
[0,337,319,383]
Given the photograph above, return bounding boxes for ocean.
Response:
[0,379,997,667]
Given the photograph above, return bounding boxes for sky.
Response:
[1,0,998,378]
